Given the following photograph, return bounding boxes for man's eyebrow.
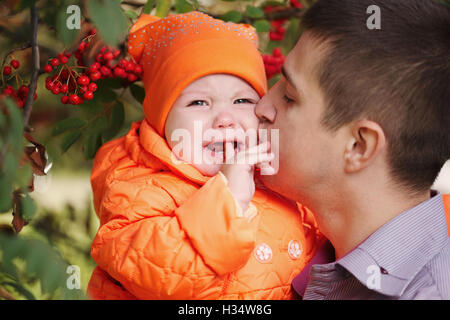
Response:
[281,66,298,92]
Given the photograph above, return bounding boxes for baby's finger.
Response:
[224,141,236,164]
[246,152,274,166]
[258,164,276,175]
[243,141,271,157]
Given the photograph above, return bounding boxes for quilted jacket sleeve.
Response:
[91,170,259,299]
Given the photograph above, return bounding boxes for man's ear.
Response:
[344,120,386,173]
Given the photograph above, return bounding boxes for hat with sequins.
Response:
[128,11,268,137]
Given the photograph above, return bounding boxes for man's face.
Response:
[255,33,346,206]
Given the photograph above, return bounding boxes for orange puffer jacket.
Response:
[87,119,322,300]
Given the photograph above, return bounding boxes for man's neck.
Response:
[312,185,431,261]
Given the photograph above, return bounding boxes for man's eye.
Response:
[234,98,255,104]
[283,94,295,104]
[188,100,207,106]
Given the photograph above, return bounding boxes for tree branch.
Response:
[0,287,16,300]
[22,4,39,131]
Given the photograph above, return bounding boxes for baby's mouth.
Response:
[204,140,243,160]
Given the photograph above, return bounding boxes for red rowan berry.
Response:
[127,73,138,82]
[59,55,69,64]
[50,58,60,67]
[88,82,97,92]
[77,75,90,86]
[100,66,111,76]
[61,95,69,104]
[69,94,80,105]
[43,64,53,73]
[3,66,12,75]
[103,52,114,61]
[11,59,20,69]
[90,71,101,81]
[83,91,94,100]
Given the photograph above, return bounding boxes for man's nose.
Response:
[213,112,237,129]
[255,93,276,125]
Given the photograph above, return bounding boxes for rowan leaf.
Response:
[102,102,125,141]
[52,118,86,136]
[87,0,127,46]
[60,131,82,153]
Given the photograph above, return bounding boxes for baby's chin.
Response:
[192,163,222,177]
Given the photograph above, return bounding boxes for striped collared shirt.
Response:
[293,191,450,299]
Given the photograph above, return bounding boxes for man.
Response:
[255,0,450,299]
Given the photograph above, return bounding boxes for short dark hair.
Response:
[302,0,450,192]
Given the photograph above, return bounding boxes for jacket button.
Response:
[288,240,303,260]
[254,243,273,263]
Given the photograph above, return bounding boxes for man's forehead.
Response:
[285,33,329,88]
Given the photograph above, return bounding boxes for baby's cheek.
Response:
[240,108,260,131]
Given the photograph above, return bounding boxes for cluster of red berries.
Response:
[262,48,285,80]
[2,58,37,108]
[264,1,302,41]
[44,29,142,105]
[290,0,302,9]
[2,59,20,76]
[269,19,287,41]
[2,84,37,108]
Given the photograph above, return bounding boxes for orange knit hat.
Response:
[128,11,268,137]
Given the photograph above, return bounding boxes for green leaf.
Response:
[84,116,108,159]
[129,83,146,103]
[78,100,103,115]
[175,0,194,13]
[155,0,171,17]
[20,192,36,222]
[0,174,13,213]
[143,0,155,14]
[98,77,123,89]
[87,0,127,46]
[3,97,24,154]
[56,3,80,46]
[15,163,32,190]
[96,85,117,103]
[246,5,264,19]
[103,102,125,141]
[221,10,243,23]
[60,131,82,153]
[284,18,301,52]
[124,9,139,20]
[52,118,86,136]
[253,19,271,33]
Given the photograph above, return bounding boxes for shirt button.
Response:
[288,239,303,260]
[254,243,273,263]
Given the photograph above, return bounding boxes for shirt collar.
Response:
[337,191,448,297]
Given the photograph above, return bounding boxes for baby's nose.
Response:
[213,112,237,129]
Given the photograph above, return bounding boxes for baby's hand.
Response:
[220,141,274,213]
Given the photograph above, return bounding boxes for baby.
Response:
[87,11,321,300]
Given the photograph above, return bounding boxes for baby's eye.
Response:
[188,100,208,106]
[234,98,255,104]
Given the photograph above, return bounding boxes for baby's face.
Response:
[164,74,260,176]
